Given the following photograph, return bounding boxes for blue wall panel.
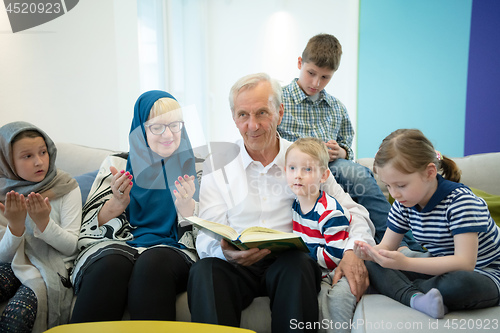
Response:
[357,0,472,158]
[465,0,500,155]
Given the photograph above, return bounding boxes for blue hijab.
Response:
[125,90,199,248]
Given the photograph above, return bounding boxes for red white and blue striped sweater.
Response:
[292,190,351,274]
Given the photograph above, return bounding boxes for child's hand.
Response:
[363,244,408,270]
[26,192,51,233]
[173,174,196,217]
[0,191,27,236]
[325,140,347,161]
[353,240,374,261]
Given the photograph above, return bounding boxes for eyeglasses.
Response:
[145,121,184,135]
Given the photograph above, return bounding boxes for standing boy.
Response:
[278,33,420,251]
[285,137,355,332]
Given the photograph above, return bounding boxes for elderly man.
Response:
[188,73,375,332]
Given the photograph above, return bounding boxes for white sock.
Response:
[410,288,446,319]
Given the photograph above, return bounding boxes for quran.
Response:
[186,216,308,253]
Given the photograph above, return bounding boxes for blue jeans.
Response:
[329,159,423,251]
[365,261,500,310]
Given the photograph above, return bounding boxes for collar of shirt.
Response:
[411,174,465,213]
[289,78,331,106]
[237,133,287,172]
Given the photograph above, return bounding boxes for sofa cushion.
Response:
[174,292,272,333]
[471,188,500,227]
[353,294,500,333]
[55,142,117,177]
[74,170,98,205]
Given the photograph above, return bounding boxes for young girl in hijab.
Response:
[70,90,199,322]
[0,121,81,332]
[354,129,500,319]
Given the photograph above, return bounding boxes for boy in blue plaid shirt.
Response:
[278,34,421,253]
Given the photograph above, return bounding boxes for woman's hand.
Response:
[173,174,196,217]
[110,166,133,206]
[26,192,51,233]
[97,166,133,226]
[0,191,27,236]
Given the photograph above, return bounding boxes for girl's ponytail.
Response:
[440,155,461,183]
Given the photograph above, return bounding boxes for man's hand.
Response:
[325,140,347,162]
[332,250,369,302]
[221,239,271,266]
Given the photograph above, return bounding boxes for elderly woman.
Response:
[70,91,199,322]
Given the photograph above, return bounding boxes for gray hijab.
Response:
[0,121,77,201]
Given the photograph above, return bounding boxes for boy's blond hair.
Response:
[302,33,342,71]
[285,137,329,170]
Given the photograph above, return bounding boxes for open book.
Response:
[186,216,308,253]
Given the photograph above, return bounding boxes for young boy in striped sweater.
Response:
[285,137,355,332]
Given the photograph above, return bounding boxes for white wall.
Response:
[0,0,140,151]
[204,0,360,150]
[1,0,359,154]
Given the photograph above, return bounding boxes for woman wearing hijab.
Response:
[0,121,81,332]
[70,91,199,322]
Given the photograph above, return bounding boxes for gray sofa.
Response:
[2,143,498,332]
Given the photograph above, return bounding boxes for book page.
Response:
[242,239,308,253]
[239,227,299,242]
[186,216,239,240]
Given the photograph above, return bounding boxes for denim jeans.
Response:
[329,159,423,251]
[365,261,500,311]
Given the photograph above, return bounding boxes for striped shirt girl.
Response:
[388,175,500,296]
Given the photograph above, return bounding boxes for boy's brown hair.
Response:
[302,33,342,71]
